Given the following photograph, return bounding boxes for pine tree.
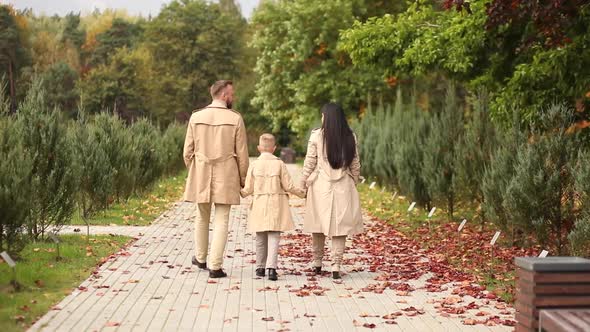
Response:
[394,100,431,209]
[161,122,186,175]
[131,118,166,191]
[481,110,524,239]
[454,89,496,219]
[503,105,579,253]
[423,82,464,217]
[17,79,79,239]
[0,93,32,254]
[569,150,590,256]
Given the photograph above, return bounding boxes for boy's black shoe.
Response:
[255,268,266,277]
[209,269,227,278]
[192,256,207,270]
[268,268,278,281]
[313,266,322,275]
[332,271,341,280]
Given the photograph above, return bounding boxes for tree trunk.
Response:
[8,58,16,114]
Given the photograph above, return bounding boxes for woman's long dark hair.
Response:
[320,103,356,169]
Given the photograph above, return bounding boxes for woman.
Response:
[300,103,363,279]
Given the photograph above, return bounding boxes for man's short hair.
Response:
[259,133,276,150]
[210,80,233,98]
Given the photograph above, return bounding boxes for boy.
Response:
[241,133,306,280]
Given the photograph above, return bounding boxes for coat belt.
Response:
[195,152,236,164]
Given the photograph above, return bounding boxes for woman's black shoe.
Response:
[209,269,227,278]
[332,271,341,280]
[192,256,207,270]
[256,268,265,277]
[267,268,278,281]
[313,266,322,275]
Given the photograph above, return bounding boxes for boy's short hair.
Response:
[259,133,276,150]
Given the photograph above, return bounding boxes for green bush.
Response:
[92,113,139,202]
[130,118,166,191]
[0,116,33,255]
[17,81,79,239]
[161,122,186,175]
[423,83,464,217]
[570,150,590,256]
[454,89,496,212]
[70,118,115,219]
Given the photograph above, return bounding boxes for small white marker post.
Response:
[457,219,467,247]
[361,177,366,184]
[369,182,376,190]
[490,231,501,276]
[380,187,386,193]
[49,232,61,261]
[539,250,549,258]
[1,251,17,288]
[427,207,436,232]
[392,191,398,200]
[407,202,416,213]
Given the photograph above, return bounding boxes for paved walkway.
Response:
[30,165,515,331]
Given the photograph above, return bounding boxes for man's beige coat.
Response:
[300,129,363,236]
[183,100,249,205]
[241,153,305,233]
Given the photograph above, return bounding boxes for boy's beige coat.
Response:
[300,129,363,236]
[241,153,305,232]
[182,100,249,205]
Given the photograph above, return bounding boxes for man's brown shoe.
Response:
[192,256,207,269]
[209,269,227,278]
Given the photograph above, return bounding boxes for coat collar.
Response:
[209,99,228,108]
[258,152,279,160]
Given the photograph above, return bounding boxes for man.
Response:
[183,80,249,278]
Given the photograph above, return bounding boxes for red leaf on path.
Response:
[304,313,316,318]
[105,321,121,327]
[51,306,62,311]
[353,319,362,327]
[463,319,477,325]
[262,317,274,321]
[385,320,397,324]
[77,286,88,291]
[363,323,376,328]
[207,280,217,284]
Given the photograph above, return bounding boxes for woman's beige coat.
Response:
[300,129,363,236]
[241,153,305,233]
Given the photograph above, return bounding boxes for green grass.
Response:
[0,235,131,331]
[71,170,187,226]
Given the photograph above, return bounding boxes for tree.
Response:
[79,46,155,121]
[250,0,392,136]
[61,12,85,50]
[89,18,142,67]
[41,61,79,115]
[130,118,166,190]
[0,5,30,113]
[503,105,580,253]
[69,114,114,238]
[17,79,79,239]
[0,87,32,255]
[143,0,245,121]
[92,113,139,202]
[423,83,464,217]
[394,101,432,209]
[339,1,590,126]
[570,150,590,256]
[454,89,496,218]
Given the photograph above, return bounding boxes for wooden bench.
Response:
[539,309,590,332]
[515,257,590,331]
